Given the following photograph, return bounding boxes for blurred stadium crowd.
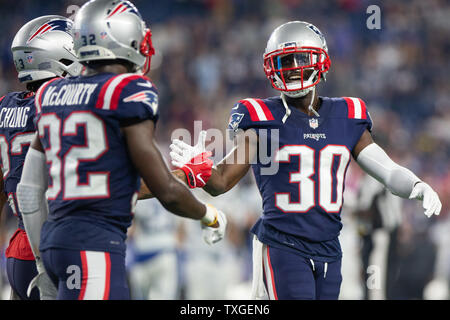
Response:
[0,0,448,299]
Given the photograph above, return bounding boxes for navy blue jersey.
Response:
[0,92,37,230]
[35,72,159,254]
[228,96,372,262]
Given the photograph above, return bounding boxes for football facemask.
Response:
[264,46,330,94]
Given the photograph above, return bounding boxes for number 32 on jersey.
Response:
[38,111,108,200]
[275,145,350,213]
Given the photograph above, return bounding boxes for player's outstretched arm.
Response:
[123,120,226,244]
[354,130,442,218]
[138,170,187,200]
[169,129,256,196]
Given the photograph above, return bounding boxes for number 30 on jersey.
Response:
[275,145,350,213]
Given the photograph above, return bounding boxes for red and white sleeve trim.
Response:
[343,97,367,120]
[239,98,274,122]
[35,78,60,114]
[95,73,143,111]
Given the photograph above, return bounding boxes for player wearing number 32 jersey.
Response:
[169,21,442,300]
[16,0,227,300]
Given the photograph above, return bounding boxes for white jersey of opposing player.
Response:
[132,198,179,253]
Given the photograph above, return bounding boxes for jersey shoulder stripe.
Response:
[96,73,149,111]
[0,95,5,103]
[239,98,274,122]
[342,97,367,120]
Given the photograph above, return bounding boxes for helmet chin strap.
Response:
[308,87,320,117]
[281,86,319,123]
[280,94,291,123]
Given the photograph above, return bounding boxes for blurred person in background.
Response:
[355,173,403,299]
[178,182,260,300]
[127,199,181,300]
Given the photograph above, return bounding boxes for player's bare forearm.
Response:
[138,170,187,199]
[203,162,250,196]
[352,129,374,159]
[123,120,206,220]
[203,129,256,196]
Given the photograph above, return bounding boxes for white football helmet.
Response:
[263,21,331,98]
[11,15,82,84]
[73,0,155,74]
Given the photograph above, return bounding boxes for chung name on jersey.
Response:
[0,106,31,128]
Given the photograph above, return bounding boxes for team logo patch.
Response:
[228,113,244,131]
[100,31,108,39]
[309,118,319,129]
[27,19,73,43]
[123,90,158,113]
[26,55,33,64]
[106,1,141,19]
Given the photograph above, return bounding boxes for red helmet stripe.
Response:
[28,23,50,42]
[106,3,125,19]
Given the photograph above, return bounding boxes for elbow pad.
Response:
[16,147,49,258]
[356,143,421,198]
[17,147,48,214]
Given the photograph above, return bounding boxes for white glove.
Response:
[201,204,227,245]
[409,182,442,218]
[170,130,207,167]
[28,257,57,300]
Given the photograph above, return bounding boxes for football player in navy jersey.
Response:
[16,0,226,300]
[0,16,82,300]
[168,21,442,300]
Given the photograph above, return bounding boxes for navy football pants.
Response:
[41,248,130,300]
[6,258,39,300]
[262,245,342,300]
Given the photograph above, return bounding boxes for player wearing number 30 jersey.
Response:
[169,21,442,300]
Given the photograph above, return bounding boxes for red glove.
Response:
[179,151,213,188]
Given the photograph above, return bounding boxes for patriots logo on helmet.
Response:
[307,24,326,46]
[27,19,73,43]
[106,1,141,19]
[123,90,158,113]
[228,113,244,132]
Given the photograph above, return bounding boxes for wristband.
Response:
[201,204,218,226]
[180,165,196,188]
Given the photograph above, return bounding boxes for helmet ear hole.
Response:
[130,40,138,50]
[59,58,73,66]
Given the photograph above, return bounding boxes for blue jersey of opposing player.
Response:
[228,96,372,262]
[34,73,159,255]
[0,92,37,230]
